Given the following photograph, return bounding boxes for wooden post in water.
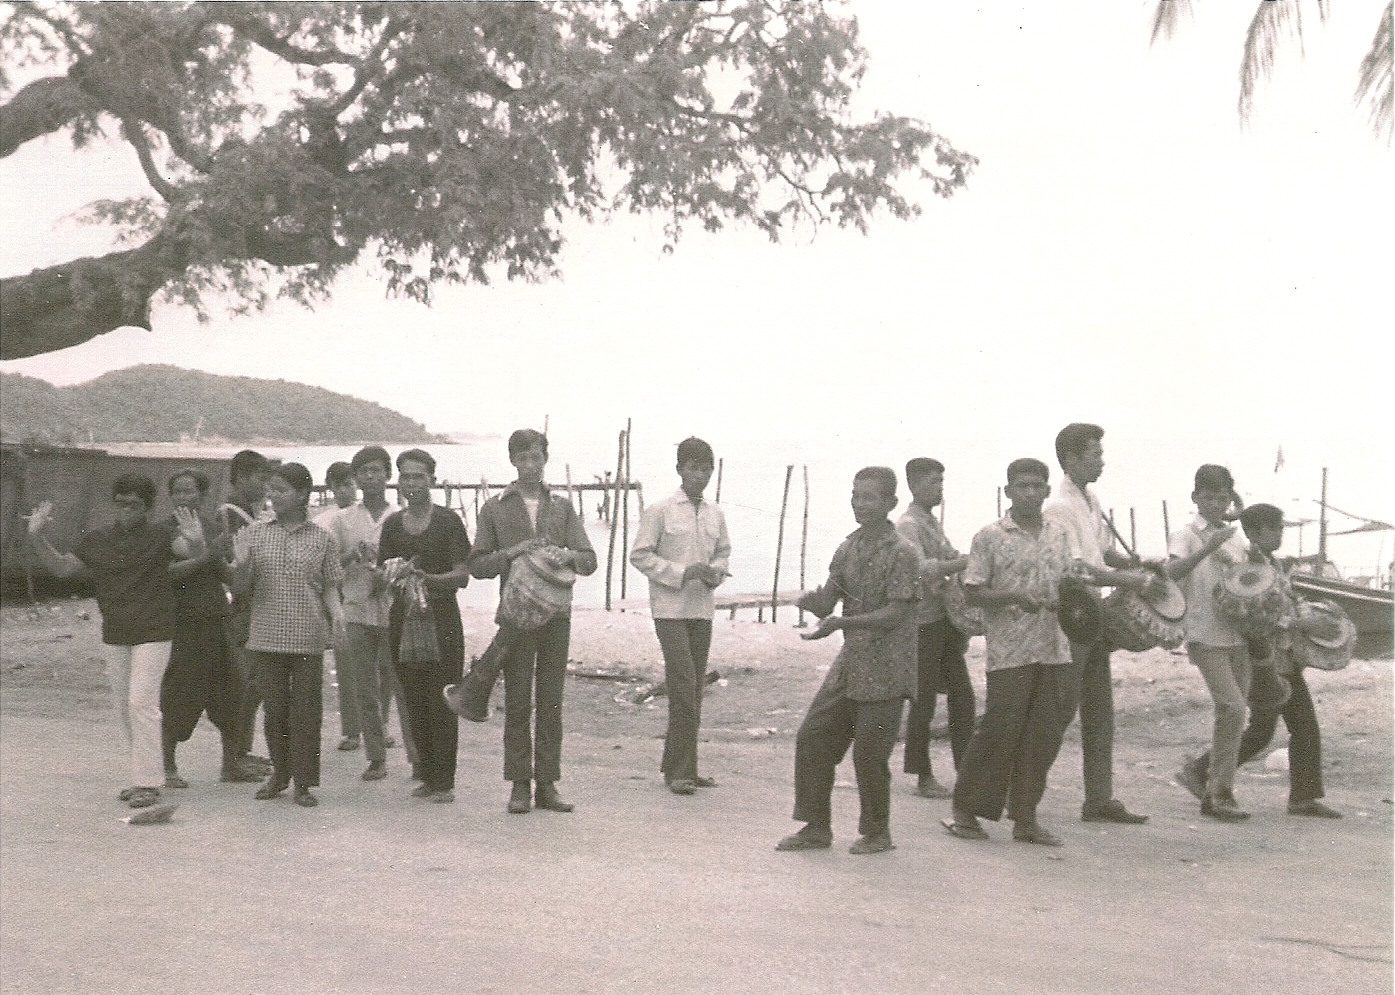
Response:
[1129,507,1137,556]
[772,465,794,623]
[798,465,810,627]
[1162,500,1170,541]
[621,418,632,600]
[996,487,1002,518]
[604,429,626,611]
[714,458,724,503]
[1317,467,1329,569]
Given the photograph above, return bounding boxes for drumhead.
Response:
[1058,582,1102,644]
[1143,575,1187,622]
[1221,562,1276,598]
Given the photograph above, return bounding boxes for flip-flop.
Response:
[942,816,988,841]
[125,803,178,826]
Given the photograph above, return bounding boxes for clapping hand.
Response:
[173,507,205,543]
[24,501,54,535]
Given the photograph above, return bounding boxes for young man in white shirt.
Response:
[631,437,732,795]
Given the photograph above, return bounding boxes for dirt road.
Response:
[2,601,1391,994]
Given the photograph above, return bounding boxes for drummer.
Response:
[1165,464,1253,822]
[1176,504,1342,819]
[1042,423,1154,826]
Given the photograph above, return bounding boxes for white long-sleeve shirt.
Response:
[630,489,731,619]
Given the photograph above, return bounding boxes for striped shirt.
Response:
[243,518,343,654]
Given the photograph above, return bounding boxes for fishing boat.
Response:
[1287,468,1392,654]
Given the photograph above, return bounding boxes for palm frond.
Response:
[1355,1,1393,143]
[1239,0,1303,127]
[1150,0,1194,46]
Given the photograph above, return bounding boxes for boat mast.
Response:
[1317,467,1328,571]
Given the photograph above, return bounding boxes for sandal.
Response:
[128,787,161,809]
[942,816,988,841]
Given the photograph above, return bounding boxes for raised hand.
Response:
[173,506,205,543]
[24,500,54,535]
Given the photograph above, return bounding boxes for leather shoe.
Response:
[1081,799,1148,824]
[1288,799,1341,819]
[849,832,895,855]
[775,826,833,851]
[667,778,696,796]
[1201,794,1250,821]
[1013,821,1063,847]
[361,761,387,781]
[535,782,574,813]
[508,781,532,814]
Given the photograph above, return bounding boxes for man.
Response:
[631,436,732,796]
[217,449,274,780]
[896,457,973,799]
[27,477,205,808]
[1042,424,1153,824]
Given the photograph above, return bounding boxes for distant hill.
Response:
[0,365,446,446]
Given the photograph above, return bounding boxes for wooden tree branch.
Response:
[119,119,178,201]
[0,76,96,157]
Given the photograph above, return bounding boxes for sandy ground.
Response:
[1,598,1391,995]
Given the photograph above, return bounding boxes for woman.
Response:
[162,469,253,787]
[378,449,471,803]
[229,462,343,808]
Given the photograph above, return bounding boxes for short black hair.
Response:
[325,461,354,488]
[1006,457,1051,484]
[905,457,945,483]
[111,473,156,509]
[271,462,315,497]
[1054,423,1104,469]
[167,469,210,496]
[396,448,436,476]
[853,466,897,500]
[507,428,548,460]
[676,437,714,468]
[1239,503,1284,535]
[351,446,392,478]
[229,449,268,484]
[1193,464,1235,494]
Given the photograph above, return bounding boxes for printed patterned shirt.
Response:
[801,521,920,702]
[243,518,343,655]
[630,489,732,620]
[895,502,960,625]
[964,513,1072,672]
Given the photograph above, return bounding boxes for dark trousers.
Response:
[654,618,713,782]
[400,661,462,792]
[1068,637,1115,808]
[953,662,1080,823]
[792,672,903,837]
[502,616,570,784]
[162,615,235,746]
[1196,669,1325,803]
[226,613,262,759]
[251,651,323,789]
[903,619,975,775]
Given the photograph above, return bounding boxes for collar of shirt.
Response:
[670,487,707,510]
[268,517,317,535]
[499,482,554,504]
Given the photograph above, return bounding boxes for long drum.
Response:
[1102,588,1186,652]
[942,576,985,637]
[1214,562,1287,640]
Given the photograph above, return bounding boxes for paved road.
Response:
[2,706,1391,995]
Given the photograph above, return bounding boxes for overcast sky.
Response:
[3,2,1391,528]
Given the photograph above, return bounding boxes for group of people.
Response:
[26,421,1344,848]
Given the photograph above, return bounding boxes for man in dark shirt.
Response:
[777,467,919,856]
[28,474,205,809]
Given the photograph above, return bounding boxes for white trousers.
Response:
[103,641,172,788]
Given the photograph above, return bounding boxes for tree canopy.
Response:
[0,1,975,359]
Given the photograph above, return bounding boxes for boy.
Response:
[631,437,732,795]
[1176,504,1342,818]
[944,459,1076,847]
[1042,423,1152,825]
[777,467,919,856]
[1166,464,1252,821]
[895,457,972,799]
[316,461,361,751]
[470,430,597,815]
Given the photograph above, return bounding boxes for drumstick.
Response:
[1099,513,1139,562]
